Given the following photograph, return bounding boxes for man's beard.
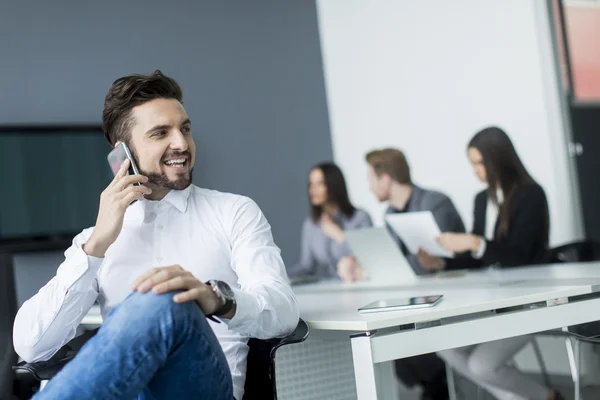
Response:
[128,144,193,191]
[144,168,193,190]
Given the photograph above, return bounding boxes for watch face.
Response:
[216,281,234,299]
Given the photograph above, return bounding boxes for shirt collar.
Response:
[488,188,504,206]
[388,188,415,214]
[123,185,193,225]
[331,208,345,222]
[497,188,504,204]
[160,185,193,213]
[123,199,145,225]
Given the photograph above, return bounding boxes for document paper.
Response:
[385,211,454,258]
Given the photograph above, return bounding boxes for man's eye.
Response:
[182,126,191,134]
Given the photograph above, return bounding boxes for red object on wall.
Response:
[565,5,600,101]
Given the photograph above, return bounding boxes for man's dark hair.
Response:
[365,148,412,185]
[102,70,183,146]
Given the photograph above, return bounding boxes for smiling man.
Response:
[13,70,299,400]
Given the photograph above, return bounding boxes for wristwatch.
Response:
[205,280,236,322]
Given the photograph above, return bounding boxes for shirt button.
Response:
[157,225,164,230]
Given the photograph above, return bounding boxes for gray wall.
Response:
[1,0,332,299]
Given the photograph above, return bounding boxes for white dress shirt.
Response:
[13,185,299,400]
[474,189,504,258]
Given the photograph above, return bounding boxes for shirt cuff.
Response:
[58,246,104,292]
[224,288,261,331]
[87,255,104,270]
[472,237,486,259]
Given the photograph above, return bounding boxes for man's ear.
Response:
[381,173,393,188]
[114,140,123,149]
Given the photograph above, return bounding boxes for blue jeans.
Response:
[34,291,233,400]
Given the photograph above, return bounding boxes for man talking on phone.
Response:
[13,70,299,400]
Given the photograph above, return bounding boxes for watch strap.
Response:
[205,280,235,321]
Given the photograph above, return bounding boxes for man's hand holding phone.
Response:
[84,159,151,258]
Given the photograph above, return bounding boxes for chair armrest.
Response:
[271,318,309,356]
[243,319,310,400]
[13,328,99,381]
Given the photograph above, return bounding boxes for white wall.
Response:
[316,0,583,246]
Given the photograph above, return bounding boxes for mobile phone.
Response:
[358,295,443,314]
[107,142,141,186]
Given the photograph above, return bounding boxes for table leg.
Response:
[563,327,581,400]
[446,365,457,400]
[351,334,381,400]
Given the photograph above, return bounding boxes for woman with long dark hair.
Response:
[436,126,550,266]
[436,127,562,400]
[287,162,372,282]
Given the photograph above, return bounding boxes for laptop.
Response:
[344,227,466,285]
[344,227,419,284]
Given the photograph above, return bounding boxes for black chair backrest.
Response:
[0,253,18,400]
[243,338,279,400]
[243,319,309,400]
[547,241,600,339]
[548,240,600,263]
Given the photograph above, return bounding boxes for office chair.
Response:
[547,240,600,263]
[535,240,600,400]
[13,318,309,400]
[0,253,18,400]
[447,241,600,400]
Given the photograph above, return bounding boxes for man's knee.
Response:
[467,355,497,381]
[121,290,176,311]
[109,290,204,330]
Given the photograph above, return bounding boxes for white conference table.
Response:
[294,262,600,399]
[293,261,600,294]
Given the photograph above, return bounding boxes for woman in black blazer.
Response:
[437,127,550,267]
[436,127,562,400]
[467,180,549,267]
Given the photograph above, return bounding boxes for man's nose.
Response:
[169,130,188,151]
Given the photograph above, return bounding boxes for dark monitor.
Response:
[0,126,112,251]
